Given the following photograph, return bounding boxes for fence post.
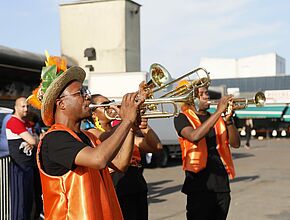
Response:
[0,155,11,220]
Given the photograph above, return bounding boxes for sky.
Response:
[1,0,290,78]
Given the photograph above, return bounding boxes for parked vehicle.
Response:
[0,107,13,156]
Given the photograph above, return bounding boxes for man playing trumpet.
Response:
[28,54,147,220]
[173,82,241,220]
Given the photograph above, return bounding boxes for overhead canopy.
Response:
[0,45,45,71]
[234,105,287,119]
[282,106,290,122]
[208,105,287,119]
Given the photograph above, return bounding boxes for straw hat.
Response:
[41,66,86,126]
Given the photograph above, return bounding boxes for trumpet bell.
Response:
[254,91,266,107]
[149,63,173,91]
[148,63,211,100]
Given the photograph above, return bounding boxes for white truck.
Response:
[88,71,181,167]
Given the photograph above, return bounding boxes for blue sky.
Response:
[1,0,290,78]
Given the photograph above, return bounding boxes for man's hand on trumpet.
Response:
[216,95,233,114]
[118,92,144,125]
[138,81,151,100]
[224,99,234,122]
[216,94,246,122]
[216,95,236,121]
[135,81,149,131]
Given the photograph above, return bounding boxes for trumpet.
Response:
[89,91,195,120]
[207,91,266,109]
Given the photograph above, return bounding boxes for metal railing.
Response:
[0,155,11,220]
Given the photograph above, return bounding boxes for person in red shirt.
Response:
[6,97,39,220]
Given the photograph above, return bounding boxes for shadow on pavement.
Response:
[267,210,290,220]
[230,175,259,183]
[232,152,254,160]
[147,180,183,204]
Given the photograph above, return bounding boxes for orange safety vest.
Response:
[178,109,235,179]
[130,144,141,167]
[109,144,141,174]
[36,124,123,220]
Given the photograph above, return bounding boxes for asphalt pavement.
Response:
[143,138,290,220]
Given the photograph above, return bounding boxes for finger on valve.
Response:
[138,81,150,100]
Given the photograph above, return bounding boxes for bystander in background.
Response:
[245,118,253,149]
[6,97,40,220]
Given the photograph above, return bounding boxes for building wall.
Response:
[59,0,140,76]
[200,53,286,79]
[211,75,290,94]
[199,58,237,79]
[238,53,277,77]
[125,1,140,71]
[276,55,286,74]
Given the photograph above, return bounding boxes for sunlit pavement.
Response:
[144,138,290,220]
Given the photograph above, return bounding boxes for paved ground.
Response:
[143,138,290,220]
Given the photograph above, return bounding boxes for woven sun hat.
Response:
[41,66,85,126]
[27,52,86,126]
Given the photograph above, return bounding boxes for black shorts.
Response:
[186,191,231,220]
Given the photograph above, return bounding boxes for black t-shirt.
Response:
[40,131,91,176]
[174,112,230,194]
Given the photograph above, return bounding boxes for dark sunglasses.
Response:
[91,100,115,111]
[59,87,91,100]
[100,100,115,105]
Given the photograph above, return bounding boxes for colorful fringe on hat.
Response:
[27,51,67,109]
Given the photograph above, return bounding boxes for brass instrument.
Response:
[208,91,266,109]
[89,91,195,120]
[89,63,211,120]
[144,63,210,112]
[148,63,211,98]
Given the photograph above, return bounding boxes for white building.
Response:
[60,0,141,74]
[200,53,286,79]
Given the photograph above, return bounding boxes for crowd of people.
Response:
[2,54,244,220]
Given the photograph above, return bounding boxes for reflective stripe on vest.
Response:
[178,110,235,179]
[36,124,123,220]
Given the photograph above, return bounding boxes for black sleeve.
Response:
[174,113,192,137]
[43,131,88,170]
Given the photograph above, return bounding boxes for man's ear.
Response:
[55,99,65,110]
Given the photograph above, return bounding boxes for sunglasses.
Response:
[91,100,115,112]
[100,100,115,105]
[59,87,91,100]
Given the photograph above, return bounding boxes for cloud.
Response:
[139,0,289,76]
